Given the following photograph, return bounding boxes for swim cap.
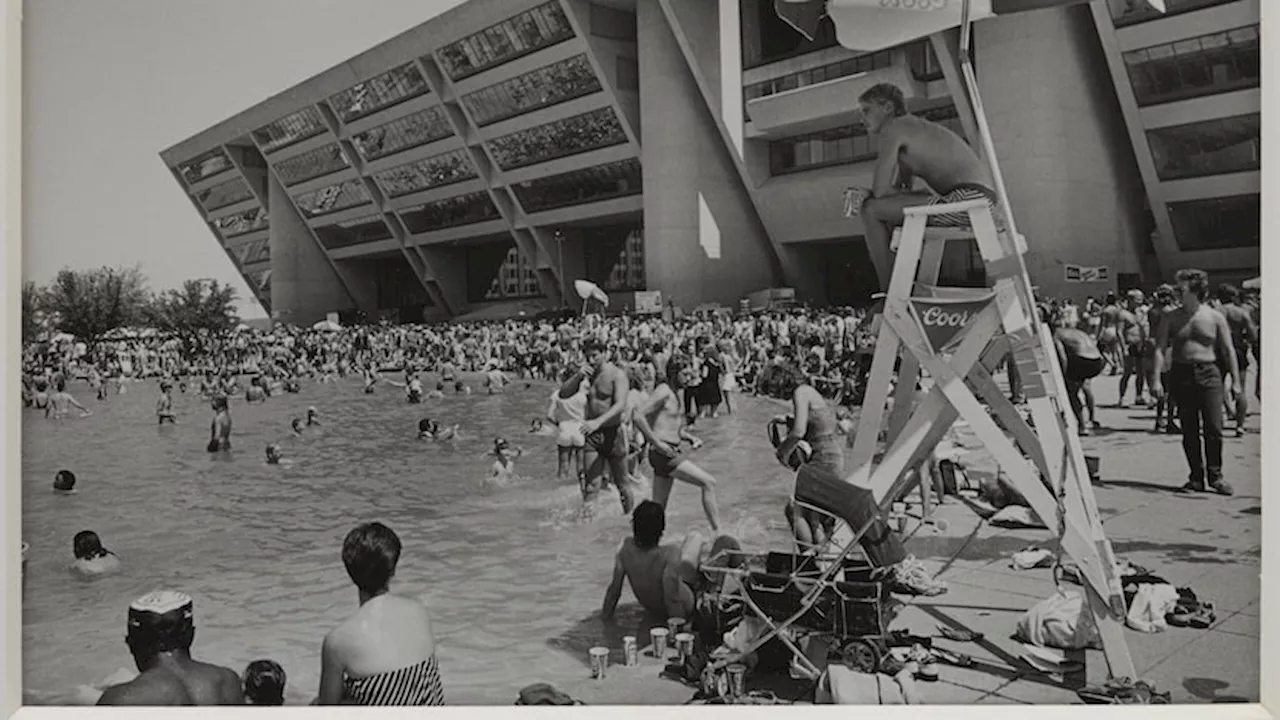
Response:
[53,470,76,491]
[127,591,195,653]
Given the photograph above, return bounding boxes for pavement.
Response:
[556,373,1261,705]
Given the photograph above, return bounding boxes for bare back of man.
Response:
[98,658,243,706]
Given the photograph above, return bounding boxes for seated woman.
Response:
[315,522,444,706]
[71,531,121,578]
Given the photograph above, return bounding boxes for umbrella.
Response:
[573,279,610,315]
[312,320,342,332]
[1242,277,1261,291]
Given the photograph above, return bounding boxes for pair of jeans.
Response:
[1169,361,1224,486]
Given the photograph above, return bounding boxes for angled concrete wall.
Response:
[267,176,365,325]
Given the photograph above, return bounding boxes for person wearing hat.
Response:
[97,591,244,705]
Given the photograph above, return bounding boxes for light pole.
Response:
[555,229,567,309]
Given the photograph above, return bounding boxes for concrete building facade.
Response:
[159,0,1259,324]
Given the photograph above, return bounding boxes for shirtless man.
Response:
[1116,291,1148,406]
[634,356,722,532]
[208,395,232,452]
[601,501,741,633]
[854,83,999,288]
[97,591,244,705]
[156,381,176,424]
[1151,269,1239,496]
[48,378,92,419]
[1095,293,1125,376]
[574,338,636,514]
[1148,285,1181,433]
[1050,310,1104,434]
[1214,283,1257,437]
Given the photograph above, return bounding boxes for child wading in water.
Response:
[156,382,176,424]
[485,437,524,487]
[208,395,232,452]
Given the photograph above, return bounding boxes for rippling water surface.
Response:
[22,376,796,705]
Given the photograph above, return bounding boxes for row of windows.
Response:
[744,50,893,104]
[486,107,627,171]
[247,269,272,295]
[481,246,543,301]
[330,63,430,124]
[254,106,328,154]
[1147,113,1259,182]
[316,214,394,251]
[237,238,271,266]
[769,105,962,175]
[178,148,233,186]
[1109,0,1236,27]
[350,107,454,162]
[373,149,478,198]
[462,54,601,127]
[1124,25,1259,107]
[437,2,574,81]
[512,158,641,214]
[293,179,373,218]
[213,207,268,238]
[401,191,500,235]
[198,177,255,211]
[1168,193,1259,251]
[274,143,352,186]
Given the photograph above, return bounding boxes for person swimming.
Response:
[242,660,286,706]
[71,530,121,578]
[417,418,458,441]
[53,469,77,493]
[428,383,445,399]
[307,407,320,426]
[49,378,92,419]
[290,418,304,435]
[266,444,283,465]
[454,380,470,395]
[486,437,523,487]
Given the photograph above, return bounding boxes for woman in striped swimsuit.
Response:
[316,522,445,706]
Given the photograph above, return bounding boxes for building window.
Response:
[373,149,478,198]
[512,158,642,213]
[583,227,645,292]
[273,143,352,186]
[315,214,394,250]
[329,63,430,124]
[479,245,543,301]
[237,237,271,266]
[769,104,962,175]
[350,107,454,162]
[589,5,636,40]
[375,257,432,310]
[486,107,628,171]
[1123,25,1259,107]
[743,0,840,69]
[177,148,233,185]
[462,54,602,127]
[198,177,254,211]
[436,2,575,81]
[253,107,328,154]
[906,40,944,81]
[1108,0,1238,28]
[247,269,272,296]
[743,49,894,106]
[1147,113,1260,181]
[213,207,268,238]
[293,180,373,218]
[399,191,500,234]
[1168,194,1259,251]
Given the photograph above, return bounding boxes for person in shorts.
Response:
[1051,309,1104,434]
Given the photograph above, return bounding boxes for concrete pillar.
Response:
[638,1,778,310]
[267,175,365,325]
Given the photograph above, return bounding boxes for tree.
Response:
[147,278,240,358]
[43,266,150,342]
[21,281,45,340]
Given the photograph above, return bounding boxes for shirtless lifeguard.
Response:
[854,83,998,289]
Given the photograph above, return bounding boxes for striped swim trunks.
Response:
[927,183,999,227]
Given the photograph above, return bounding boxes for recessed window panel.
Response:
[350,107,454,162]
[1109,0,1237,27]
[329,63,430,124]
[1147,113,1260,181]
[1123,25,1259,107]
[436,1,574,80]
[744,45,899,118]
[177,148,233,185]
[293,180,372,218]
[373,149,478,198]
[316,214,394,250]
[273,143,351,186]
[486,107,627,171]
[512,158,641,214]
[198,177,254,211]
[767,105,962,175]
[1168,194,1259,251]
[253,107,328,154]
[214,207,268,238]
[462,54,602,126]
[237,238,271,265]
[399,191,499,234]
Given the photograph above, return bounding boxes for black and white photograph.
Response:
[11,0,1267,709]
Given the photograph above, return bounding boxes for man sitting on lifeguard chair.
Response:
[847,82,1002,288]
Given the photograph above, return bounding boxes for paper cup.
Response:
[589,646,609,680]
[650,627,670,658]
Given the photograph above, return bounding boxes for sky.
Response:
[22,0,467,318]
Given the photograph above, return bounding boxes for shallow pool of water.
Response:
[22,376,797,705]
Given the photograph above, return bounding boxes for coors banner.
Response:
[908,296,995,353]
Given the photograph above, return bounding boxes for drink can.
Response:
[727,663,747,698]
[667,617,685,636]
[675,632,695,664]
[589,646,609,680]
[622,636,638,667]
[714,667,730,698]
[650,627,670,659]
